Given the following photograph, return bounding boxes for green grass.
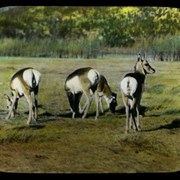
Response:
[0,57,179,173]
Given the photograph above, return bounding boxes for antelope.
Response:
[4,67,41,125]
[120,55,155,133]
[64,67,100,119]
[97,75,117,114]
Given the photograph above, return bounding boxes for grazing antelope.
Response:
[4,67,41,125]
[64,67,100,119]
[120,55,155,133]
[97,75,117,114]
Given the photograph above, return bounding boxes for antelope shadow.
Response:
[37,105,147,122]
[116,105,147,116]
[143,118,180,132]
[12,124,45,130]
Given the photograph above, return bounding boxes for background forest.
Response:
[0,6,179,60]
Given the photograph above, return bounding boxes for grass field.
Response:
[0,56,179,173]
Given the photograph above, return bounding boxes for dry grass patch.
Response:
[0,57,179,173]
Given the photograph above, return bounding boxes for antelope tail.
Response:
[126,78,133,100]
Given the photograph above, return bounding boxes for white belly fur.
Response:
[66,69,99,94]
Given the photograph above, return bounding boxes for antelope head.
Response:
[109,92,117,113]
[4,93,15,117]
[134,54,156,75]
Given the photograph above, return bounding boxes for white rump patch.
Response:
[32,69,41,85]
[120,77,137,96]
[66,76,82,94]
[23,69,33,87]
[23,69,41,88]
[87,69,99,84]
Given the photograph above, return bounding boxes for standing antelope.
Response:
[64,67,100,119]
[120,55,155,133]
[97,75,117,114]
[4,67,41,125]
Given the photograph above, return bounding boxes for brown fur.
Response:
[5,67,41,125]
[121,55,155,133]
[64,67,100,119]
[97,75,117,114]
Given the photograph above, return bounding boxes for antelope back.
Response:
[80,68,100,92]
[10,68,41,93]
[65,67,100,94]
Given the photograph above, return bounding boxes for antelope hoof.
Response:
[136,126,141,132]
[72,112,76,119]
[82,113,86,119]
[28,120,37,125]
[95,116,98,121]
[125,129,129,134]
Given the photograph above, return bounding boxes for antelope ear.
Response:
[137,53,141,61]
[4,94,11,101]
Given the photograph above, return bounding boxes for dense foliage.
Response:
[0,6,179,60]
